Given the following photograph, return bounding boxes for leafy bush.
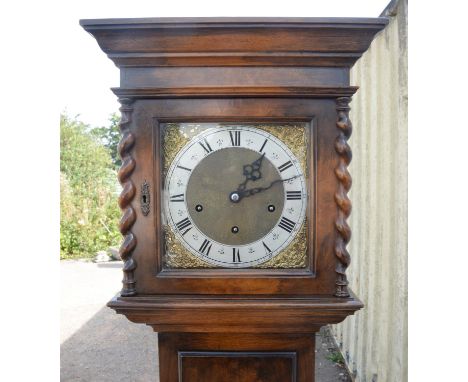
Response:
[90,113,121,169]
[60,113,121,259]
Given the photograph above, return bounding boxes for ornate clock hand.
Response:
[238,153,265,192]
[230,175,300,203]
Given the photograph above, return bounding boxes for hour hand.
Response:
[238,153,265,192]
[243,153,265,182]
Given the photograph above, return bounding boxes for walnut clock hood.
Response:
[81,17,387,382]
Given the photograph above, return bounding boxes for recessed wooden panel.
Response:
[158,332,315,382]
[179,352,296,382]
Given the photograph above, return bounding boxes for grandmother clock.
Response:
[81,17,387,381]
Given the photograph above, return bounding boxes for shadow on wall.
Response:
[60,305,158,382]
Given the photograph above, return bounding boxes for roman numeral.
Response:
[229,131,241,146]
[199,239,212,256]
[262,241,272,254]
[177,165,191,172]
[175,217,192,236]
[232,248,241,262]
[278,216,295,233]
[199,138,213,154]
[278,160,293,173]
[259,139,268,153]
[286,191,302,200]
[170,194,184,202]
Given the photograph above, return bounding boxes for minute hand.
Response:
[237,175,299,200]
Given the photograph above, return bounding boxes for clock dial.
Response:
[186,147,284,246]
[164,125,307,268]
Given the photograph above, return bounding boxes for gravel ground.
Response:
[60,260,351,381]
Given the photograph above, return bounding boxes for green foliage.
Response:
[91,113,121,169]
[326,351,344,365]
[60,113,121,259]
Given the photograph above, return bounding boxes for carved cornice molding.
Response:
[108,52,364,68]
[117,98,137,297]
[334,97,353,297]
[112,86,358,99]
[80,17,388,68]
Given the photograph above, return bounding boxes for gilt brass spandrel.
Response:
[161,122,310,269]
[162,123,190,177]
[164,225,216,268]
[249,123,308,182]
[257,219,308,268]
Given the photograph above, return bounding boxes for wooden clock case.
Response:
[81,18,387,382]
